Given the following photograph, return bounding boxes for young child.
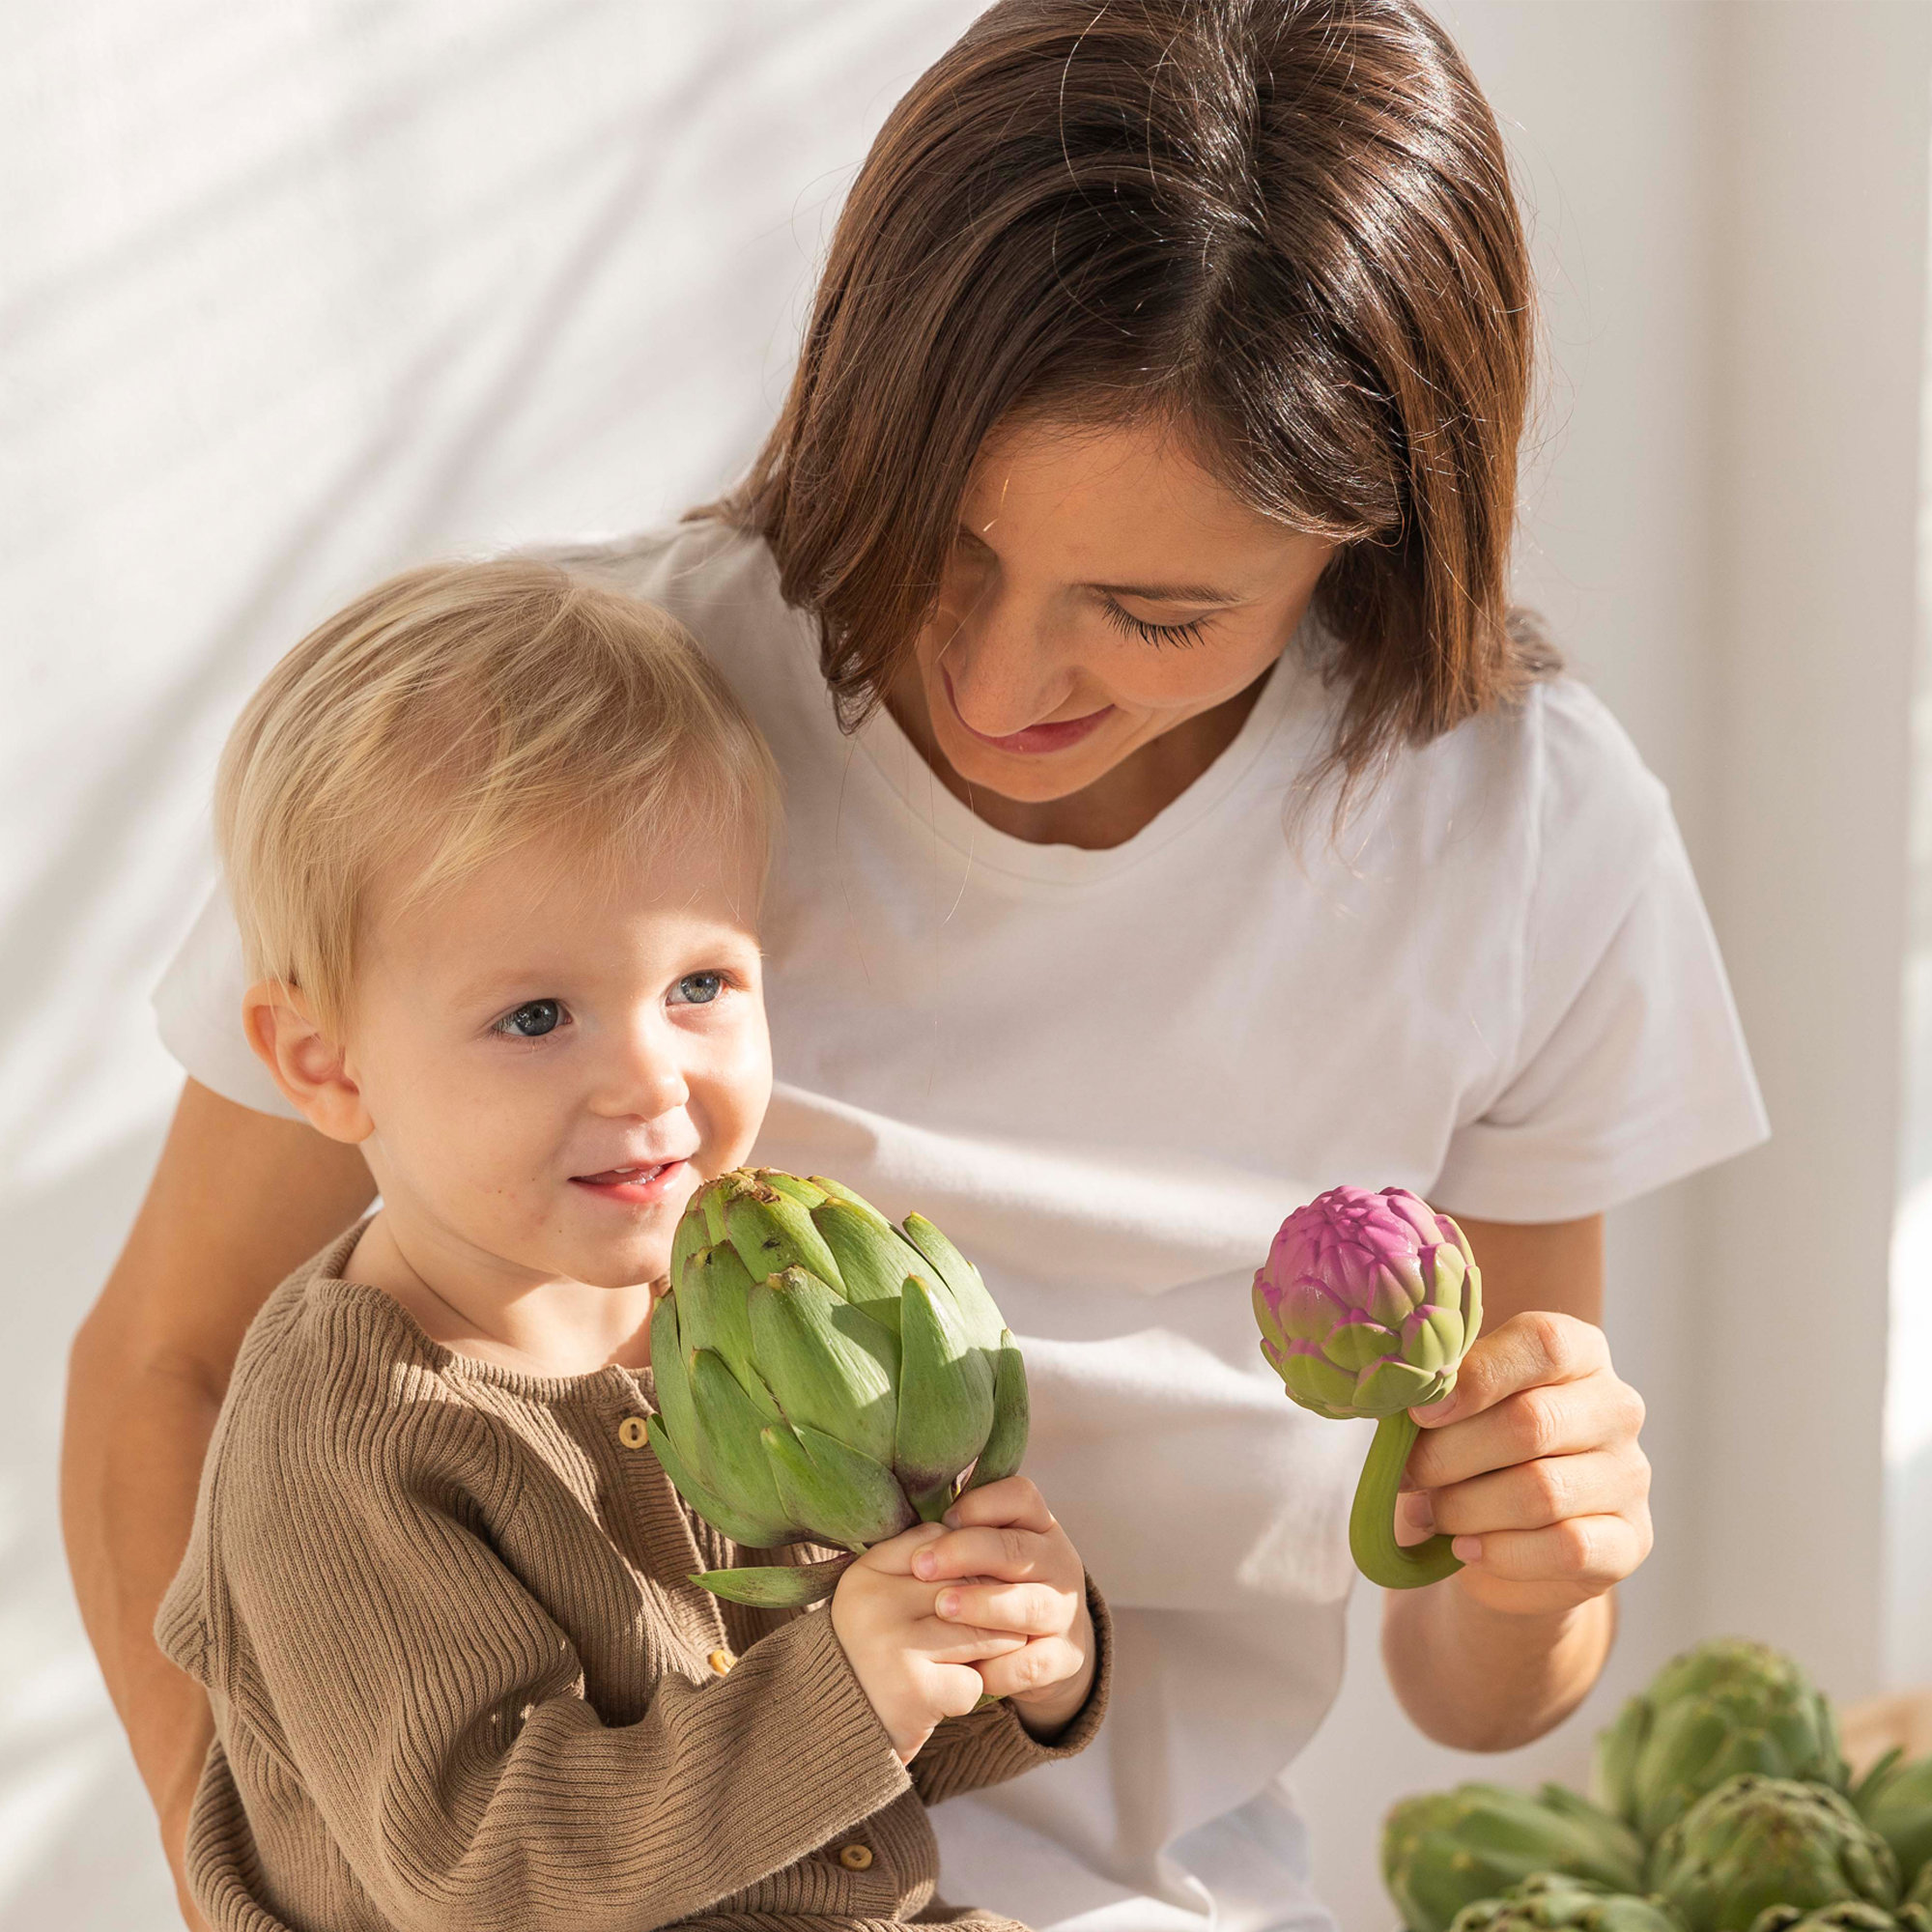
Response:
[157,559,1106,1932]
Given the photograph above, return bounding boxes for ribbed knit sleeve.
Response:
[224,1453,909,1931]
[909,1579,1112,1809]
[167,1286,916,1932]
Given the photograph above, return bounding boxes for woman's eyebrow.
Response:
[1091,577,1244,604]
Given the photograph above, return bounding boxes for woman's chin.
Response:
[932,722,1130,805]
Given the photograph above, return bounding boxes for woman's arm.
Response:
[59,1079,375,1921]
[1379,1212,1652,1751]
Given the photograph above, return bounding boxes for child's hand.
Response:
[911,1476,1096,1741]
[830,1522,1029,1762]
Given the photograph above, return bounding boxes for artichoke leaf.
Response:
[749,1266,899,1464]
[895,1274,995,1519]
[761,1421,916,1550]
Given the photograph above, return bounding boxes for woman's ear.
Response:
[242,980,373,1145]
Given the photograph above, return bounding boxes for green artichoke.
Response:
[1596,1638,1848,1842]
[647,1168,1028,1606]
[1448,1873,1686,1932]
[1383,1783,1648,1932]
[1747,1904,1932,1932]
[1254,1184,1482,1588]
[1853,1752,1932,1895]
[1649,1776,1900,1932]
[1912,1862,1932,1914]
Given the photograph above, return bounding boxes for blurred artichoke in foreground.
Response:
[648,1169,1028,1606]
[1748,1904,1932,1932]
[1853,1752,1932,1897]
[1596,1638,1848,1842]
[1448,1874,1686,1932]
[1253,1184,1481,1588]
[1649,1776,1900,1932]
[1383,1783,1648,1932]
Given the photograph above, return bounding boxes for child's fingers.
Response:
[916,1622,1030,1665]
[912,1522,1048,1584]
[941,1476,1055,1534]
[930,1659,995,1722]
[972,1634,1079,1703]
[856,1520,950,1577]
[930,1579,1067,1636]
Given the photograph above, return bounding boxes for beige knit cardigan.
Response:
[158,1227,1110,1932]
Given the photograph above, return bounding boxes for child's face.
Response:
[341,826,771,1293]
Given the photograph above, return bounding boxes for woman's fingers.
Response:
[1450,1511,1653,1595]
[1405,1359,1644,1496]
[1421,1443,1651,1538]
[1411,1311,1607,1428]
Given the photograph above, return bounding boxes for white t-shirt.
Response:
[155,519,1767,1932]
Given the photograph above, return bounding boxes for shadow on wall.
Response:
[0,1116,181,1930]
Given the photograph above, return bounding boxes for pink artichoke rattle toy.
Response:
[1252,1185,1483,1589]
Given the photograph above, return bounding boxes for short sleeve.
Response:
[1430,703,1768,1224]
[152,885,300,1119]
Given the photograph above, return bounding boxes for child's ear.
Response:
[242,980,373,1145]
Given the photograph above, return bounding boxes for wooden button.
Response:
[616,1415,649,1449]
[707,1649,734,1676]
[837,1843,873,1871]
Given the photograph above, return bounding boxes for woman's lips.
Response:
[942,668,1112,755]
[570,1158,689,1205]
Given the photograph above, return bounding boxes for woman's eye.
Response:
[670,972,724,1007]
[1098,598,1208,648]
[495,999,564,1038]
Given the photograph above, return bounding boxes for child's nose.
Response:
[591,1024,690,1119]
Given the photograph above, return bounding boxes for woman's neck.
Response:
[884,667,1271,850]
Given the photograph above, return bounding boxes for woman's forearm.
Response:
[59,1079,375,1918]
[61,1313,224,1856]
[1381,1579,1614,1752]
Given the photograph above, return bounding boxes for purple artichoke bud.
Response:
[1254,1185,1482,1421]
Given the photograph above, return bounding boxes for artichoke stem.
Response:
[1350,1411,1463,1590]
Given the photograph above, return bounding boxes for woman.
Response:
[63,3,1764,1928]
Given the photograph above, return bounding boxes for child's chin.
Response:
[573,1231,675,1290]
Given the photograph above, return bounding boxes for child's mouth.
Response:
[570,1159,689,1205]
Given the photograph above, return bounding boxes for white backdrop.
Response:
[3,5,1927,1929]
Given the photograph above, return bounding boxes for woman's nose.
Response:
[942,584,1076,736]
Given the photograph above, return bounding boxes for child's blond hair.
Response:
[216,558,779,1040]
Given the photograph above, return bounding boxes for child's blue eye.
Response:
[671,973,724,1007]
[496,999,562,1037]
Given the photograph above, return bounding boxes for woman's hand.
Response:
[913,1475,1096,1740]
[1379,1211,1643,1751]
[830,1523,1028,1763]
[1399,1308,1653,1618]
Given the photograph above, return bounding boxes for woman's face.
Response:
[897,416,1338,807]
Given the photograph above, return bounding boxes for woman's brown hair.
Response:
[722,0,1551,785]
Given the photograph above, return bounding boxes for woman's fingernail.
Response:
[937,1590,960,1617]
[1415,1396,1458,1426]
[1401,1492,1436,1534]
[1451,1536,1483,1562]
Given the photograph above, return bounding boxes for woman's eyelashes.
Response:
[1097,597,1209,648]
